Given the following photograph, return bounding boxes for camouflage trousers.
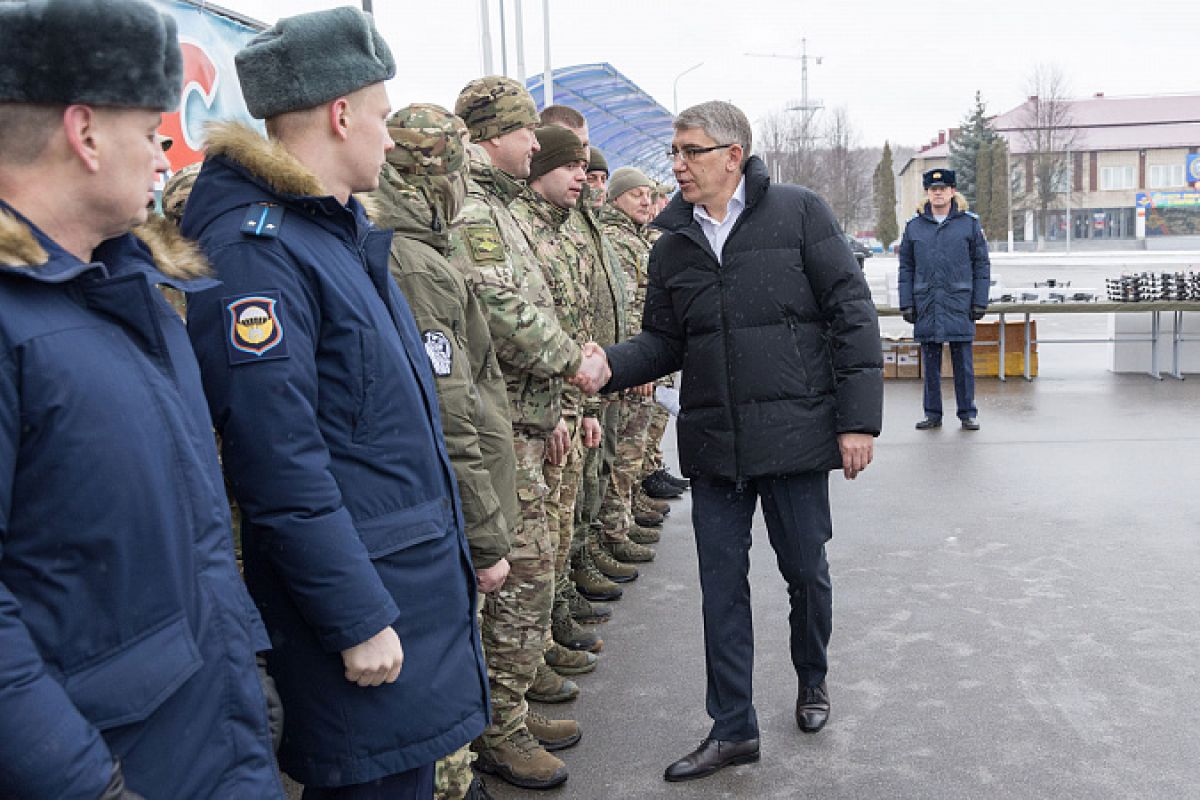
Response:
[543,415,584,579]
[478,430,554,749]
[641,402,670,479]
[580,397,624,545]
[435,745,474,800]
[598,396,654,541]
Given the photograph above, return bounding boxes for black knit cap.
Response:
[529,126,587,182]
[0,0,182,111]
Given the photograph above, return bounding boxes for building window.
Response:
[1100,165,1135,190]
[1148,163,1185,189]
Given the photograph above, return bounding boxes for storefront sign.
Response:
[1136,191,1200,208]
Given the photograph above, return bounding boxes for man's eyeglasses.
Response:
[667,143,733,164]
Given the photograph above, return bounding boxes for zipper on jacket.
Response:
[715,268,743,482]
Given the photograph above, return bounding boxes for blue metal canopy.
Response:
[526,63,675,184]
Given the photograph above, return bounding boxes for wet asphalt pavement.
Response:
[487,344,1200,800]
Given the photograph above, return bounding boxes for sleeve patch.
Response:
[462,224,506,265]
[423,330,453,377]
[224,291,289,364]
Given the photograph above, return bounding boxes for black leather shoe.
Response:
[915,416,942,430]
[796,681,830,733]
[961,417,980,431]
[663,737,760,782]
[662,469,690,490]
[642,471,684,499]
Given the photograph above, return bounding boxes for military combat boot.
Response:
[566,582,613,623]
[628,523,661,545]
[545,640,598,675]
[589,537,639,583]
[571,546,623,602]
[604,536,656,563]
[527,661,579,703]
[635,490,671,516]
[474,727,568,790]
[526,710,582,751]
[552,610,603,653]
[633,507,664,528]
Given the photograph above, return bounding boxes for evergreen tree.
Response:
[975,141,993,234]
[873,141,898,251]
[986,138,1011,246]
[949,90,998,207]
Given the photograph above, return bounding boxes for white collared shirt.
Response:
[692,177,746,265]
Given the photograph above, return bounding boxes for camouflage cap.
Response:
[160,163,202,226]
[455,75,540,142]
[386,103,467,177]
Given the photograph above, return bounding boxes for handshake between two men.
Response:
[569,342,614,395]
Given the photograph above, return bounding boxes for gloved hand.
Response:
[258,653,285,752]
[901,307,915,324]
[971,306,987,321]
[98,760,145,800]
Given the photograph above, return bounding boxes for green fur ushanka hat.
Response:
[0,0,182,111]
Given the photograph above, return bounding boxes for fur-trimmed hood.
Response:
[915,193,969,216]
[203,121,327,199]
[0,206,209,282]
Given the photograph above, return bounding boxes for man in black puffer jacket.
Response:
[573,100,883,783]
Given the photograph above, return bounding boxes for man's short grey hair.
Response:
[674,101,752,163]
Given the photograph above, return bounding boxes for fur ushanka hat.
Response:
[0,0,182,111]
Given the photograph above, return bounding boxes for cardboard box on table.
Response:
[934,321,1038,378]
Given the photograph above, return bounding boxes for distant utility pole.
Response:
[478,0,494,74]
[746,39,824,142]
[361,0,373,11]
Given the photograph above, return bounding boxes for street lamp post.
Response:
[673,61,703,115]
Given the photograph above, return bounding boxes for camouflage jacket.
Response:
[371,171,518,569]
[448,146,581,434]
[598,204,649,337]
[571,198,627,349]
[510,190,596,417]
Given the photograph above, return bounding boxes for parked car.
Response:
[843,234,873,268]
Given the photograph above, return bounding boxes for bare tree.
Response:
[756,108,822,189]
[1017,64,1077,244]
[820,107,872,232]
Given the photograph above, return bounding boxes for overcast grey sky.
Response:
[215,0,1199,150]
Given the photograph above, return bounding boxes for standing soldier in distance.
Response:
[899,167,990,431]
[596,167,663,558]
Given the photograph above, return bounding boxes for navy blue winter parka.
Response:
[898,196,991,343]
[0,205,283,799]
[182,123,488,787]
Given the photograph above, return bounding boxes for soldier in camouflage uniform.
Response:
[597,167,663,550]
[538,111,651,606]
[450,76,603,792]
[510,126,617,661]
[369,103,517,800]
[585,147,608,210]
